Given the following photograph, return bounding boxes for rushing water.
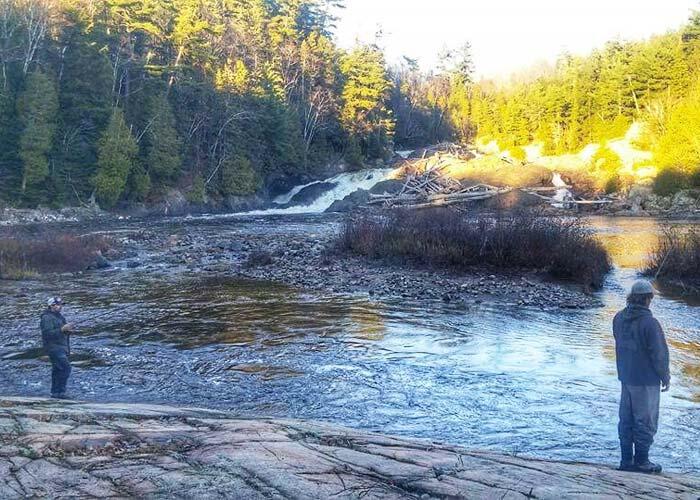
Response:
[1,216,699,472]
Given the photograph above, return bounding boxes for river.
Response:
[1,215,698,472]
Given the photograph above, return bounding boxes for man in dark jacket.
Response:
[613,280,670,474]
[40,297,74,399]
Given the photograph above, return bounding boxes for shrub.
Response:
[591,144,622,173]
[221,155,261,196]
[654,167,690,196]
[187,174,207,204]
[128,165,152,201]
[0,230,112,279]
[586,144,624,193]
[337,209,611,289]
[344,139,364,169]
[644,227,700,290]
[603,174,621,194]
[509,145,527,162]
[691,167,700,188]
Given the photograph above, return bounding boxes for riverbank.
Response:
[0,211,602,309]
[127,216,603,309]
[1,397,697,499]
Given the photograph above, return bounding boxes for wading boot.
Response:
[635,461,662,474]
[635,449,662,474]
[618,443,635,471]
[618,461,637,472]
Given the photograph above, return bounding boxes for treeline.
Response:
[0,0,394,208]
[389,12,700,194]
[3,2,700,210]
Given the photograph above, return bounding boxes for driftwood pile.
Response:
[370,154,614,210]
[369,154,511,209]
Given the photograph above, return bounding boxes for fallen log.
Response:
[522,186,572,192]
[405,193,506,209]
[569,199,614,205]
[368,188,511,206]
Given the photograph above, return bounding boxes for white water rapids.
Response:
[246,167,400,215]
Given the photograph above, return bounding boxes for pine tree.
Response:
[16,70,58,196]
[55,18,113,203]
[144,93,182,188]
[340,44,393,158]
[93,109,138,207]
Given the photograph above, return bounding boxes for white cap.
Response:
[47,297,63,306]
[630,280,654,295]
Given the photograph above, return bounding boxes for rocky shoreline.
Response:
[100,217,602,310]
[1,397,698,499]
[234,236,600,310]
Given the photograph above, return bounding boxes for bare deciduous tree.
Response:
[19,0,53,75]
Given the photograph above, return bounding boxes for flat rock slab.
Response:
[1,398,698,499]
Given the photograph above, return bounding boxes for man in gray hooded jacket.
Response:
[612,280,670,474]
[40,297,74,398]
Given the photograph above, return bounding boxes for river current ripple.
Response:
[1,215,698,472]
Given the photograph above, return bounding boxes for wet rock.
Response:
[627,185,653,213]
[670,190,700,213]
[0,206,109,226]
[1,397,697,500]
[88,254,111,270]
[325,189,370,213]
[288,182,337,207]
[125,260,142,268]
[368,179,404,195]
[245,250,274,268]
[224,193,268,212]
[162,189,189,215]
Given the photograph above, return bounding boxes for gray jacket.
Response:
[40,309,69,353]
[613,304,670,386]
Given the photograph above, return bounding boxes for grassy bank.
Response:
[337,209,611,289]
[0,230,111,279]
[644,227,700,291]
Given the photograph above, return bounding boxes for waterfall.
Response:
[245,167,401,215]
[551,172,573,208]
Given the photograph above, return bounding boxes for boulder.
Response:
[325,189,370,213]
[162,189,188,215]
[644,193,673,212]
[223,194,268,213]
[288,182,337,206]
[670,190,699,212]
[369,179,404,195]
[627,185,654,213]
[89,254,111,270]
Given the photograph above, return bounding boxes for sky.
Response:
[333,0,699,79]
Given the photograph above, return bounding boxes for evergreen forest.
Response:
[1,0,699,209]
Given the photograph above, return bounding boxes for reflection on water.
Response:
[590,217,663,269]
[0,216,698,472]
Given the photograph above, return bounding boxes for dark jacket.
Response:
[613,304,670,386]
[40,309,69,353]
